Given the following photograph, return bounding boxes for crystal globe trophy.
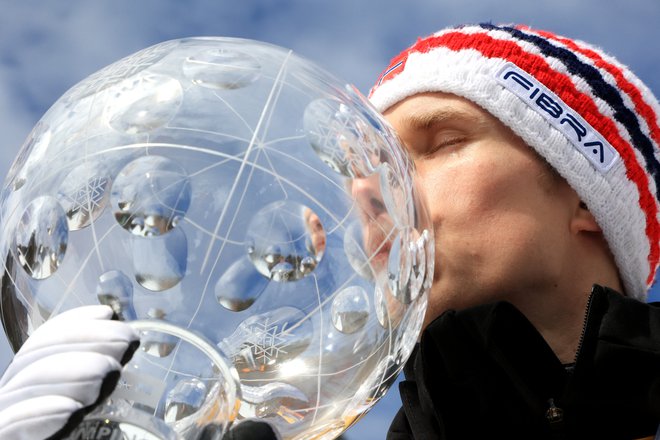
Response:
[0,37,433,439]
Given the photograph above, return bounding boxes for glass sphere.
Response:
[0,37,433,439]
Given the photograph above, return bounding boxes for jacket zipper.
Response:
[573,288,596,366]
[544,289,597,436]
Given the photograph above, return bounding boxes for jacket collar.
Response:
[413,284,660,438]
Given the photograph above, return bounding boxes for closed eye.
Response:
[422,135,468,158]
[438,136,466,148]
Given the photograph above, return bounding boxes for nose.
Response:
[351,173,387,223]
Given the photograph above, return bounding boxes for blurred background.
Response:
[0,1,658,438]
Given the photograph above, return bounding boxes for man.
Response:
[367,23,660,439]
[1,23,659,440]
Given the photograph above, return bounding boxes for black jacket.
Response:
[388,285,660,440]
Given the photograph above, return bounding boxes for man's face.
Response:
[383,92,579,326]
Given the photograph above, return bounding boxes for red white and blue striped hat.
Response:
[369,23,660,300]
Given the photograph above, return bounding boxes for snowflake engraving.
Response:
[245,318,289,365]
[58,175,111,230]
[64,176,108,216]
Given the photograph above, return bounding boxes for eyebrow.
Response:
[399,107,484,131]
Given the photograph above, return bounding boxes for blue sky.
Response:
[0,1,659,439]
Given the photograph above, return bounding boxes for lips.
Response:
[364,224,395,275]
[370,241,391,270]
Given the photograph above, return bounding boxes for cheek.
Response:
[417,162,500,275]
[420,158,505,222]
[420,156,553,270]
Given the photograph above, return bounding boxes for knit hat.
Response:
[369,23,660,301]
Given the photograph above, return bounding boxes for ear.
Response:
[571,201,601,234]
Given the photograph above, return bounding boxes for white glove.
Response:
[0,305,139,440]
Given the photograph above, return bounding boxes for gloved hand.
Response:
[0,305,139,440]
